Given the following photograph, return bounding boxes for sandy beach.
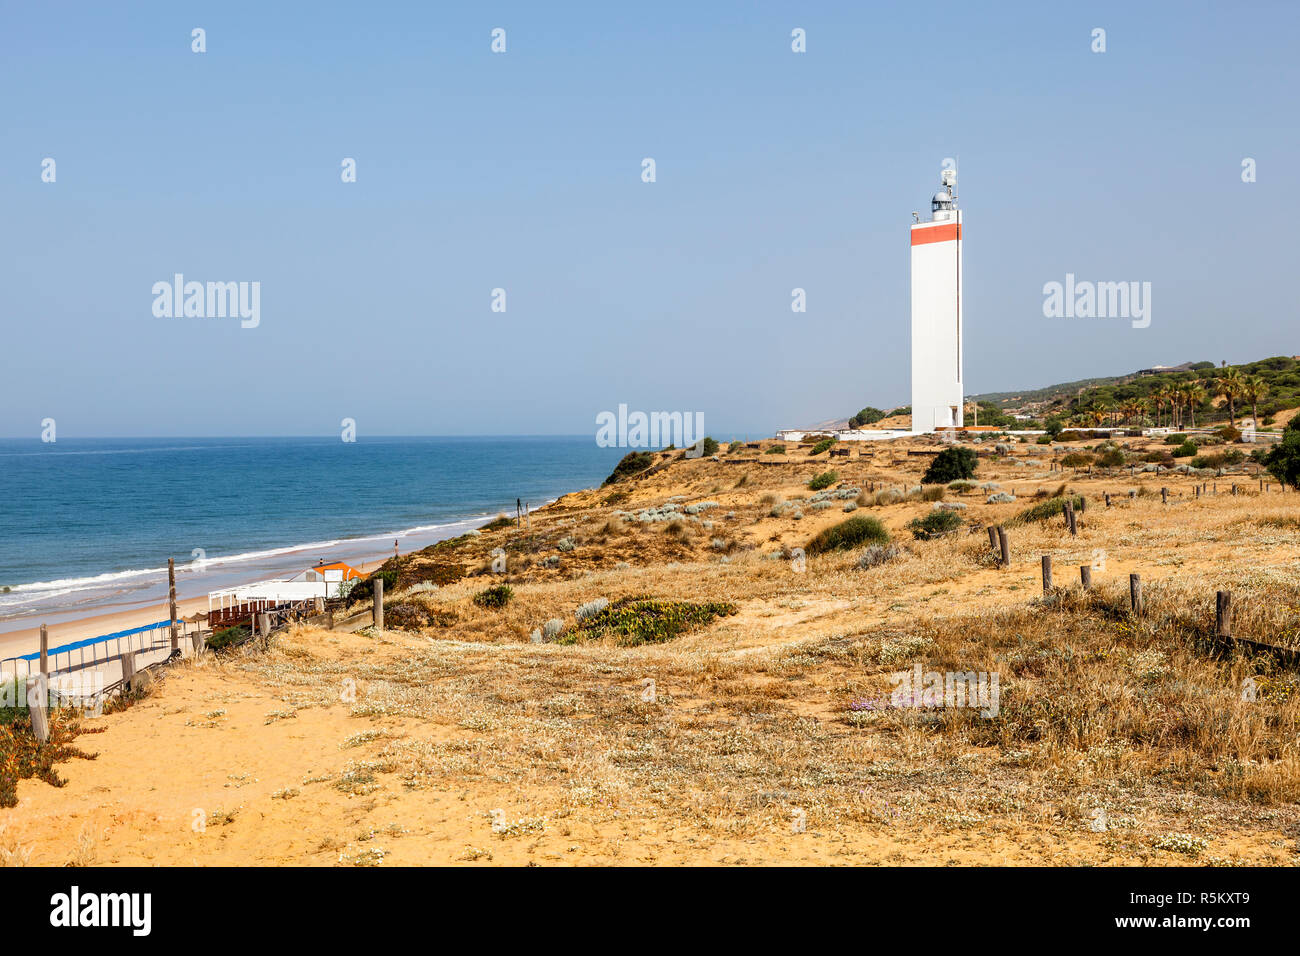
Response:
[0,557,392,665]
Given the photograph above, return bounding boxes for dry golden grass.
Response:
[213,434,1299,863]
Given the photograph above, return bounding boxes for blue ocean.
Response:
[0,436,625,632]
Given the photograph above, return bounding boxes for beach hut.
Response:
[291,561,364,588]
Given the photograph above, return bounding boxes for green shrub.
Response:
[1010,495,1085,525]
[908,509,962,539]
[810,437,837,455]
[808,470,838,491]
[1191,450,1245,469]
[1172,441,1198,458]
[347,568,398,605]
[1,675,26,725]
[558,598,737,646]
[1060,452,1094,467]
[1164,434,1188,446]
[479,514,514,532]
[848,407,886,427]
[603,451,655,485]
[947,480,977,492]
[472,584,514,609]
[701,437,720,456]
[805,516,889,555]
[921,447,978,484]
[764,445,786,455]
[727,440,744,453]
[1264,417,1300,488]
[1097,447,1126,467]
[207,625,251,651]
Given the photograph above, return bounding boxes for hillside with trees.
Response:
[837,356,1300,432]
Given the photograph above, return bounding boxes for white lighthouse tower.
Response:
[910,167,964,432]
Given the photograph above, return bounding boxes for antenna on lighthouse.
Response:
[931,166,956,218]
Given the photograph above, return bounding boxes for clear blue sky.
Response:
[3,1,1296,437]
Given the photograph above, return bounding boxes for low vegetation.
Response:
[807,470,838,491]
[207,625,251,651]
[603,451,655,485]
[557,598,737,646]
[921,446,977,484]
[805,515,889,554]
[472,584,514,609]
[908,509,962,539]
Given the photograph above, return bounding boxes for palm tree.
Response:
[1175,382,1196,430]
[1153,384,1172,428]
[1185,382,1206,428]
[1216,369,1244,428]
[1241,376,1268,429]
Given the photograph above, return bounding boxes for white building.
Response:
[910,168,964,432]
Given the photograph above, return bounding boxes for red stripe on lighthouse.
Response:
[911,223,962,245]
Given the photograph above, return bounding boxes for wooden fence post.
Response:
[1216,590,1233,645]
[1129,573,1143,615]
[1104,492,1111,507]
[997,526,1010,568]
[168,557,179,653]
[1066,501,1077,536]
[373,578,384,630]
[120,652,137,693]
[1078,496,1086,513]
[1080,565,1092,589]
[1161,487,1168,505]
[1041,555,1053,593]
[26,675,49,745]
[39,624,48,677]
[987,526,998,552]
